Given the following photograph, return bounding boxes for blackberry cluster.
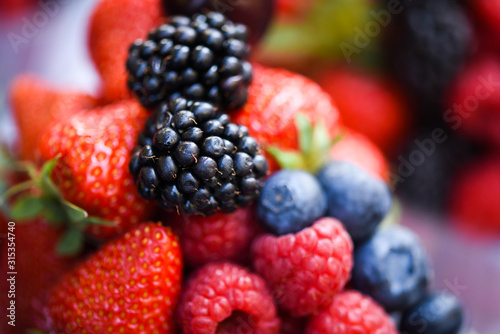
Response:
[129,98,268,215]
[386,0,471,116]
[126,12,252,111]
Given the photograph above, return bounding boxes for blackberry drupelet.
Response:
[386,0,471,116]
[126,11,252,111]
[129,98,268,215]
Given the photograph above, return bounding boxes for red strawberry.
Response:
[232,64,341,172]
[446,57,500,147]
[169,206,260,267]
[9,75,97,161]
[306,291,398,334]
[474,0,500,39]
[39,99,154,240]
[88,0,163,102]
[277,0,315,21]
[0,219,76,333]
[448,156,500,236]
[330,130,390,182]
[252,218,353,316]
[317,67,410,156]
[46,223,182,334]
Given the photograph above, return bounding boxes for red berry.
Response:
[177,262,280,334]
[252,218,353,316]
[306,291,398,334]
[317,67,410,156]
[447,57,500,147]
[330,130,389,182]
[279,311,307,334]
[449,157,500,236]
[169,206,260,267]
[46,223,183,334]
[232,64,341,172]
[474,0,500,39]
[88,0,163,102]
[39,99,154,240]
[9,75,97,161]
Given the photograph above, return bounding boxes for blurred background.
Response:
[1,0,500,332]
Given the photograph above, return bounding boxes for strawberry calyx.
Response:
[267,114,343,173]
[1,157,114,256]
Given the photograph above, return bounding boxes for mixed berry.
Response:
[1,1,472,334]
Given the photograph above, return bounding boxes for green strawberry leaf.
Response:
[86,216,117,226]
[296,114,313,156]
[62,200,88,223]
[10,195,45,220]
[39,157,62,199]
[267,147,306,170]
[57,228,84,256]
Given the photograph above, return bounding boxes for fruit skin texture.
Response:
[168,206,260,267]
[177,262,280,334]
[257,170,327,235]
[352,226,430,312]
[329,130,389,182]
[317,161,393,243]
[400,292,464,334]
[446,57,500,148]
[252,218,353,317]
[448,157,500,236]
[232,64,340,172]
[88,0,163,102]
[306,290,398,334]
[39,100,153,240]
[9,74,97,161]
[0,219,76,333]
[317,67,409,156]
[46,223,182,334]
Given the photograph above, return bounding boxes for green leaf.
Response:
[267,147,306,170]
[62,200,88,223]
[39,199,66,225]
[57,228,84,256]
[85,216,117,227]
[10,196,45,220]
[296,114,313,156]
[39,157,62,199]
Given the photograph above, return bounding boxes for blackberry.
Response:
[385,0,471,117]
[126,12,252,111]
[130,98,268,215]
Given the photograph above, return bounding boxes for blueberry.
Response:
[257,170,327,235]
[400,292,463,334]
[352,226,430,312]
[317,161,393,242]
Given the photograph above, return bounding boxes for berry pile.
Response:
[127,11,252,110]
[2,1,468,333]
[129,98,268,215]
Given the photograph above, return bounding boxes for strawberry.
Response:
[473,0,500,39]
[330,130,390,182]
[232,65,341,172]
[88,0,163,102]
[316,67,410,156]
[9,75,97,161]
[446,56,500,148]
[46,223,182,334]
[38,99,154,240]
[0,218,76,333]
[277,0,316,21]
[448,156,500,236]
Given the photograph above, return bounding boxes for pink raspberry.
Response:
[177,262,280,334]
[169,207,260,267]
[252,218,353,316]
[306,291,398,334]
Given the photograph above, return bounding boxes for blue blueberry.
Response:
[352,226,430,312]
[317,161,393,242]
[257,170,327,235]
[400,292,463,334]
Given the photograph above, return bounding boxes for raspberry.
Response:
[126,12,252,110]
[129,98,268,215]
[252,218,353,316]
[177,262,280,334]
[306,291,398,334]
[169,206,260,267]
